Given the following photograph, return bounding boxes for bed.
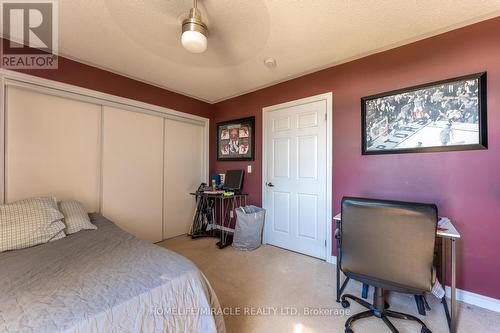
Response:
[0,214,225,333]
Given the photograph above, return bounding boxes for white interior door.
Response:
[264,98,328,259]
[163,119,204,239]
[101,106,164,243]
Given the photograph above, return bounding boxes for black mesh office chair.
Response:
[338,197,437,333]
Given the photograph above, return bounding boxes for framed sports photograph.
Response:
[361,72,487,155]
[217,117,255,161]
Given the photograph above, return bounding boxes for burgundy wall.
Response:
[1,42,212,118]
[211,17,500,299]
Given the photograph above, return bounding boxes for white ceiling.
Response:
[58,0,500,103]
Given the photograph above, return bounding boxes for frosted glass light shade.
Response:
[181,30,207,53]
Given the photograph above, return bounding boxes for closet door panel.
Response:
[102,106,163,242]
[5,86,101,212]
[163,119,204,239]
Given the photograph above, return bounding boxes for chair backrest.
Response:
[340,197,437,293]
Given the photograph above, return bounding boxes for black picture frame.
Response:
[216,116,255,161]
[361,72,487,155]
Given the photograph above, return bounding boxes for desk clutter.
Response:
[189,170,265,250]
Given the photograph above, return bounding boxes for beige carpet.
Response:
[158,236,500,333]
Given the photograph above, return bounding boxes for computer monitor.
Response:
[224,170,244,192]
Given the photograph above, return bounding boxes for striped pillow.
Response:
[59,200,97,234]
[0,197,66,252]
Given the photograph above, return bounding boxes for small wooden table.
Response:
[333,213,460,333]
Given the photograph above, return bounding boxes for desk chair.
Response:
[360,285,431,315]
[338,197,437,333]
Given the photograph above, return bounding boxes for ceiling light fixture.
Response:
[181,0,208,53]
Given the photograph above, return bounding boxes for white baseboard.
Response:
[328,258,500,313]
[445,286,500,313]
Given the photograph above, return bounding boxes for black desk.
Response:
[189,192,248,248]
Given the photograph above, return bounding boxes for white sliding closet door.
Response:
[5,86,101,212]
[102,106,164,242]
[163,119,204,239]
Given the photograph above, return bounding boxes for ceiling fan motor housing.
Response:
[182,7,207,37]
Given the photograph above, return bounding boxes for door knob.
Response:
[266,182,274,187]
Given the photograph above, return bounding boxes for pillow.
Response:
[59,200,97,234]
[34,197,67,243]
[49,230,67,242]
[45,197,68,242]
[0,197,66,252]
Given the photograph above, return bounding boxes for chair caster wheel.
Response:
[421,327,432,333]
[345,329,353,333]
[341,300,350,308]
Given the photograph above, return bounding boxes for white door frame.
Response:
[0,68,210,205]
[262,92,334,263]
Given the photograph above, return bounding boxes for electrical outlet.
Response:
[247,165,252,173]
